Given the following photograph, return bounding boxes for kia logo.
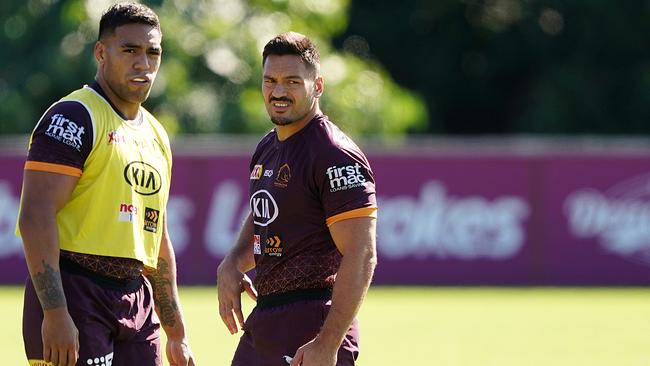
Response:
[250,190,279,226]
[124,161,162,196]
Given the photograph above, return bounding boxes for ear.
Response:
[314,75,324,98]
[94,41,105,65]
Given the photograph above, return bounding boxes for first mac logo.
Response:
[124,161,161,196]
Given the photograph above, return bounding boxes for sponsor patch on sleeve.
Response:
[44,113,86,151]
[325,163,368,192]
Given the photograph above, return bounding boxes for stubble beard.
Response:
[106,79,151,106]
[268,100,314,126]
[270,116,295,126]
[270,109,311,126]
[123,83,152,104]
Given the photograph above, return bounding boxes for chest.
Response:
[88,125,169,194]
[249,144,319,224]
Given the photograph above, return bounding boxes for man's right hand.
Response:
[42,307,79,366]
[217,260,257,334]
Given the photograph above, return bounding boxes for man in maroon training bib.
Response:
[217,32,378,366]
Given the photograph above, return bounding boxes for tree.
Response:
[0,0,427,138]
[338,0,650,134]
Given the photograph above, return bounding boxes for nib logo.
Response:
[143,207,160,233]
[253,235,261,255]
[118,203,138,223]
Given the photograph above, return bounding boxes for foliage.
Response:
[0,0,427,138]
[339,0,650,134]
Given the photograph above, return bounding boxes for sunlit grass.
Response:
[2,286,650,365]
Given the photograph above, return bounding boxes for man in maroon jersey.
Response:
[217,32,378,366]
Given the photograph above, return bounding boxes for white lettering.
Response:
[250,190,278,226]
[167,196,195,254]
[253,197,269,218]
[204,181,250,256]
[44,113,85,151]
[377,181,529,260]
[0,181,22,258]
[329,176,348,189]
[326,166,335,180]
[565,188,650,255]
[327,163,366,192]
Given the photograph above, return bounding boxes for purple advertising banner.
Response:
[1,146,649,285]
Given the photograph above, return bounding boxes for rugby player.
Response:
[217,32,378,366]
[17,3,195,365]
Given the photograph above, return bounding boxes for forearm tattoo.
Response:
[32,261,66,310]
[147,258,179,327]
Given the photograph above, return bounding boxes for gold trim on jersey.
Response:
[24,161,82,177]
[326,207,377,226]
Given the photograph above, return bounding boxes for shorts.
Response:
[23,258,161,366]
[232,297,359,366]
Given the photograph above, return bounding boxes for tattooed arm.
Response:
[144,217,195,366]
[18,170,80,366]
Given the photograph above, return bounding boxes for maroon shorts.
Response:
[23,258,161,366]
[232,294,360,366]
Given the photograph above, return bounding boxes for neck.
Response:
[95,75,141,121]
[275,107,320,141]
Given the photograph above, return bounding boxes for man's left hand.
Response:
[166,337,195,366]
[290,338,337,366]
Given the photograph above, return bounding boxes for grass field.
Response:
[2,286,650,365]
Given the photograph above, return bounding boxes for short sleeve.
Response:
[25,101,94,177]
[316,143,377,226]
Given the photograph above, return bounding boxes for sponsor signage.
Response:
[124,161,161,196]
[250,190,278,226]
[118,203,138,222]
[2,149,650,285]
[143,207,160,233]
[326,163,367,192]
[45,114,85,151]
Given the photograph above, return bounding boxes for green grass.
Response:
[3,286,650,365]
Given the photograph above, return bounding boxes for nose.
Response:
[134,53,150,71]
[270,83,287,98]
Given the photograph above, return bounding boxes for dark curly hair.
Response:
[98,2,160,41]
[262,32,320,76]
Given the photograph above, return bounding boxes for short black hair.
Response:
[262,32,320,75]
[98,2,160,41]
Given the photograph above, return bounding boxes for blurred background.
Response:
[1,0,650,365]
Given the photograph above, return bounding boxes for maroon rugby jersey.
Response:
[249,114,377,296]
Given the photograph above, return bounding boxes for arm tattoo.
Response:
[32,261,66,310]
[147,258,179,327]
